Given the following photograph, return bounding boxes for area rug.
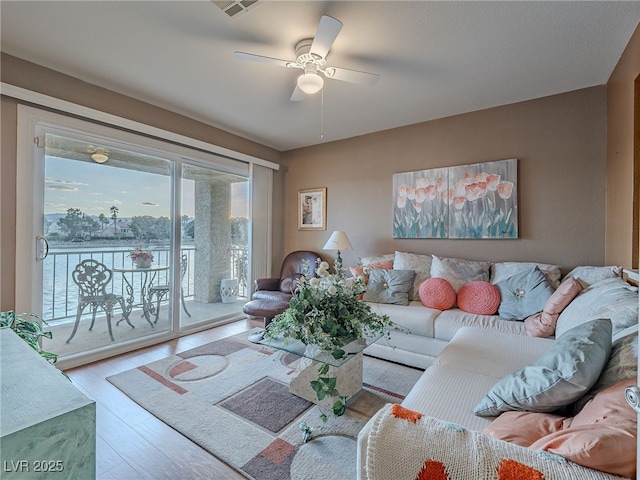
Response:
[106,329,423,480]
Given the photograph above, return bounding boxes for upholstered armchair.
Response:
[243,250,319,340]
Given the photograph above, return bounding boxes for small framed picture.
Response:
[298,187,327,230]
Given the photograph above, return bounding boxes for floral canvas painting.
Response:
[393,159,518,239]
[393,167,449,238]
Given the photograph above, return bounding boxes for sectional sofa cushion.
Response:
[457,281,500,315]
[367,301,439,338]
[555,277,639,339]
[524,277,583,337]
[435,327,554,379]
[491,261,562,289]
[430,255,491,292]
[562,265,622,286]
[363,269,415,305]
[474,318,612,417]
[418,277,456,310]
[494,267,554,321]
[360,253,395,265]
[433,310,526,341]
[393,251,432,300]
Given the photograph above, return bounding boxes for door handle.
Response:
[625,386,640,414]
[36,236,49,261]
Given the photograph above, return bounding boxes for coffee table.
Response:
[260,331,383,408]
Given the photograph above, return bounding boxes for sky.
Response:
[44,156,248,219]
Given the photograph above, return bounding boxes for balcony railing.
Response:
[43,245,248,323]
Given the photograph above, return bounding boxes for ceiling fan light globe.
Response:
[297,72,324,94]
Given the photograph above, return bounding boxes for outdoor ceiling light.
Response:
[91,149,109,164]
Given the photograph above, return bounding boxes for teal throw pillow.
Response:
[363,269,415,306]
[474,318,612,417]
[495,267,554,321]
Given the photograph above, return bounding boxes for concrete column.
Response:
[194,179,232,303]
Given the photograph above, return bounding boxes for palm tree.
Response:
[98,213,107,232]
[110,206,119,235]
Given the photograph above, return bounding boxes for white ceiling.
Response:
[2,1,639,152]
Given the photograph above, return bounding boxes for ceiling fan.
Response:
[234,15,380,101]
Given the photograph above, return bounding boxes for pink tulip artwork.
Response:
[392,159,517,239]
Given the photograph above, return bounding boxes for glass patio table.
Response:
[259,331,383,407]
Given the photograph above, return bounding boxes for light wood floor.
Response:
[65,318,263,480]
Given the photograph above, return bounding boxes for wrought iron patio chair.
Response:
[67,259,132,343]
[148,254,191,323]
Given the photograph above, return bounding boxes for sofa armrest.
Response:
[254,277,281,291]
[362,404,625,480]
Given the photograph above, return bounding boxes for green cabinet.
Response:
[0,328,96,479]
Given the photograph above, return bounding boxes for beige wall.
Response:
[606,23,640,268]
[280,87,608,273]
[3,28,638,301]
[0,54,282,310]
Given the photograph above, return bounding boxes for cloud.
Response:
[141,202,159,207]
[45,177,87,186]
[45,202,66,208]
[45,177,89,192]
[46,185,78,191]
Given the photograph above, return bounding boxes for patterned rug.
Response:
[106,329,423,480]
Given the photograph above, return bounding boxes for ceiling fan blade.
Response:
[326,67,380,86]
[234,51,291,68]
[309,16,343,59]
[290,85,306,102]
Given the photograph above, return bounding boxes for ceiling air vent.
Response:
[212,0,262,18]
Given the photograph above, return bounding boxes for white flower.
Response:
[309,277,320,286]
[319,261,330,270]
[327,285,338,295]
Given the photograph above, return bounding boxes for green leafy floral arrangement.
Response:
[0,311,58,364]
[265,258,394,421]
[265,259,393,350]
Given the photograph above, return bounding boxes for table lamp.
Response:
[323,231,353,267]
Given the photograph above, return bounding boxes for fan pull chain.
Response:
[320,87,324,140]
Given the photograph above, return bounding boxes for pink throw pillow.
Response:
[349,260,394,283]
[456,281,500,315]
[484,377,638,479]
[419,278,456,310]
[482,411,567,447]
[524,277,583,337]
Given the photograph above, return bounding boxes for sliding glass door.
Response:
[16,106,252,367]
[41,133,174,358]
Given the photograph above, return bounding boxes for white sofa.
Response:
[365,302,527,369]
[356,257,638,480]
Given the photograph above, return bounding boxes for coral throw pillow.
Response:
[484,377,637,479]
[524,277,583,337]
[419,278,456,310]
[349,259,394,283]
[457,281,501,315]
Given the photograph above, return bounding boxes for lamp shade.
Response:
[297,72,324,94]
[323,231,353,252]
